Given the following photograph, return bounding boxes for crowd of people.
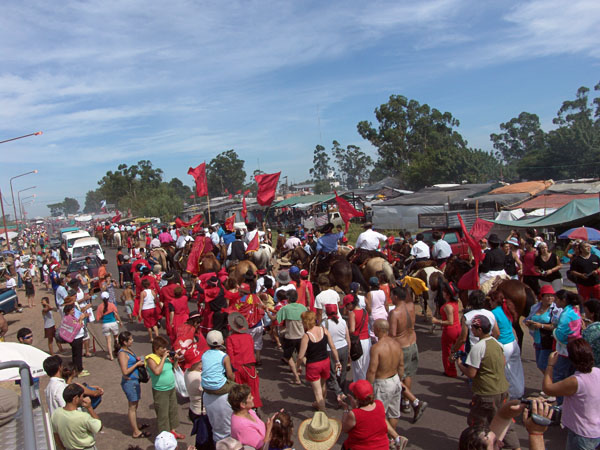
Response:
[1,221,600,450]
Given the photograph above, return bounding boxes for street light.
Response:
[0,131,43,145]
[19,194,36,225]
[17,186,36,230]
[10,170,38,230]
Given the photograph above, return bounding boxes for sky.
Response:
[1,0,599,218]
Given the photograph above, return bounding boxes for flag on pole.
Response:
[246,232,260,253]
[241,196,248,223]
[255,172,280,206]
[100,200,107,213]
[236,190,241,195]
[457,213,482,290]
[175,214,203,228]
[111,210,121,223]
[224,214,236,232]
[187,163,208,197]
[334,191,364,233]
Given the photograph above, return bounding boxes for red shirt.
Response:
[344,400,389,450]
[352,309,369,340]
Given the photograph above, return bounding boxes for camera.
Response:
[520,398,561,426]
[452,350,467,363]
[168,350,176,358]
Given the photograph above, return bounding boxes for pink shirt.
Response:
[230,409,266,449]
[159,232,174,244]
[562,367,600,438]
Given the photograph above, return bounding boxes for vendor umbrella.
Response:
[0,342,50,381]
[558,226,600,241]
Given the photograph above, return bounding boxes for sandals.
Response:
[133,431,151,439]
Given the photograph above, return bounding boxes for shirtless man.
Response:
[366,319,404,430]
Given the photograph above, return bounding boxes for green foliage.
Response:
[168,177,193,200]
[490,112,546,165]
[331,141,373,189]
[47,197,80,216]
[309,145,332,181]
[206,150,246,197]
[314,180,331,194]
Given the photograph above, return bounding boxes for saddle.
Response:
[481,274,510,295]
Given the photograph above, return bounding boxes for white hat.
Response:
[100,292,110,299]
[154,431,177,450]
[206,330,224,347]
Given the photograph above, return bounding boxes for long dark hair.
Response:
[115,331,133,353]
[270,410,293,449]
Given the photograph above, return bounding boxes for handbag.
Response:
[58,314,83,343]
[539,306,555,350]
[137,365,150,383]
[173,366,189,398]
[349,309,367,361]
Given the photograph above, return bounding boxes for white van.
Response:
[71,236,105,260]
[62,230,91,255]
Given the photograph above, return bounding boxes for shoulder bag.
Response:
[349,310,367,361]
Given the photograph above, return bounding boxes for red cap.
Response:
[342,294,355,307]
[325,304,338,317]
[349,379,373,401]
[257,269,267,275]
[540,284,555,295]
[300,269,308,278]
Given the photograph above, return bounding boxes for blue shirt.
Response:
[222,232,236,246]
[491,306,515,344]
[316,232,344,253]
[201,349,227,391]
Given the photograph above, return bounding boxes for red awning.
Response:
[513,193,598,210]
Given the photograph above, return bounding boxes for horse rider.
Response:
[478,233,506,286]
[352,222,387,265]
[159,227,174,247]
[431,231,452,268]
[295,224,305,240]
[226,230,248,269]
[149,233,161,250]
[314,222,344,273]
[174,228,193,263]
[209,226,220,247]
[304,233,317,256]
[405,233,430,274]
[281,230,302,256]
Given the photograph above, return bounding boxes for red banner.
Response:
[335,191,364,233]
[175,214,203,228]
[224,214,235,232]
[255,172,280,206]
[457,213,482,290]
[187,163,208,197]
[242,196,248,223]
[111,210,121,223]
[246,232,259,253]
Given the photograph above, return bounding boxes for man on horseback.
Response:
[351,222,387,266]
[304,233,317,256]
[404,233,430,274]
[314,222,343,274]
[282,230,301,256]
[478,233,507,286]
[431,231,452,268]
[159,227,174,246]
[226,230,248,269]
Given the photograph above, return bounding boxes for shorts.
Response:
[44,326,56,339]
[141,308,159,328]
[402,343,419,379]
[121,378,141,402]
[102,322,119,336]
[306,358,330,382]
[282,337,302,360]
[373,374,402,419]
[249,325,264,351]
[125,300,135,314]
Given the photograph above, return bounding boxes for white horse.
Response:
[249,244,275,270]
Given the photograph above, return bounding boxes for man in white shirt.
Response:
[410,233,430,261]
[431,231,452,266]
[209,226,220,247]
[314,275,340,324]
[283,231,302,251]
[149,235,161,249]
[43,355,66,416]
[355,222,387,251]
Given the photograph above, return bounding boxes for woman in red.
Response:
[432,281,462,377]
[168,286,190,344]
[522,237,540,296]
[341,380,407,450]
[290,268,311,309]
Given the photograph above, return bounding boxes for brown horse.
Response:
[229,260,258,284]
[198,252,221,275]
[288,246,312,269]
[414,267,445,318]
[275,234,286,256]
[151,248,169,271]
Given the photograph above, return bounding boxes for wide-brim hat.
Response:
[228,312,249,333]
[298,411,341,450]
[319,222,334,234]
[277,257,292,267]
[277,270,291,284]
[487,233,501,244]
[506,237,520,247]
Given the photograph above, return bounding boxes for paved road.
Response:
[4,247,566,449]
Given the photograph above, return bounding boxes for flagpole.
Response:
[207,194,212,226]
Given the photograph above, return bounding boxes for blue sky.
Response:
[1,0,599,218]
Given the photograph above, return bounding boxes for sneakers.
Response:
[389,436,408,450]
[79,370,90,377]
[413,401,428,423]
[401,402,411,414]
[171,430,185,440]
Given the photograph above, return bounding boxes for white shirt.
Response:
[432,239,452,259]
[323,317,348,351]
[464,309,497,348]
[410,240,430,259]
[150,238,161,249]
[170,229,178,241]
[256,275,275,293]
[226,241,247,256]
[355,229,387,250]
[45,377,66,416]
[465,336,503,369]
[283,236,302,250]
[210,232,220,246]
[6,277,16,289]
[314,289,341,321]
[274,284,296,300]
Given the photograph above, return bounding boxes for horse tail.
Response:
[523,286,536,318]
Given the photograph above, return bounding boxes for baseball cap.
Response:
[100,292,110,299]
[471,315,492,333]
[154,431,177,450]
[342,294,356,307]
[207,330,224,347]
[300,269,308,278]
[349,379,373,401]
[289,266,300,275]
[540,284,556,295]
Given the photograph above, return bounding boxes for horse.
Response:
[288,246,312,269]
[94,230,104,245]
[249,244,275,270]
[198,252,221,275]
[414,267,445,319]
[329,258,354,294]
[113,230,122,248]
[151,247,169,271]
[275,234,286,256]
[361,257,395,285]
[229,260,258,284]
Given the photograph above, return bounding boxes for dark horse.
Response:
[311,254,368,294]
[444,255,536,350]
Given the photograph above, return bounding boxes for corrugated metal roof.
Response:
[490,180,553,196]
[273,194,335,207]
[513,193,598,210]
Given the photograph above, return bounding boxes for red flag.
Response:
[246,232,260,253]
[187,163,208,197]
[255,172,280,206]
[189,194,195,199]
[335,191,365,233]
[225,188,229,194]
[457,213,483,290]
[224,214,235,232]
[470,218,494,242]
[192,221,204,234]
[241,196,248,223]
[236,190,241,194]
[244,189,251,196]
[228,194,233,199]
[175,214,203,228]
[111,211,121,223]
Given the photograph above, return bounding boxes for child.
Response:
[102,274,117,306]
[24,270,35,308]
[265,410,293,450]
[41,296,63,355]
[120,282,135,322]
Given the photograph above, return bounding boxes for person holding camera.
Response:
[455,315,520,449]
[145,336,184,439]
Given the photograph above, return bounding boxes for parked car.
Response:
[71,237,105,260]
[49,237,61,249]
[65,256,101,292]
[0,287,19,314]
[421,229,470,260]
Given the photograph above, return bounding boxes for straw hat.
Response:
[277,256,292,267]
[228,312,249,333]
[298,411,341,450]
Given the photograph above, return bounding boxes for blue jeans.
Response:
[566,429,600,450]
[534,344,552,371]
[553,355,574,405]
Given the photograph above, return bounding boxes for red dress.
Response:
[344,400,389,450]
[440,301,461,377]
[160,283,179,334]
[169,295,190,344]
[226,333,262,407]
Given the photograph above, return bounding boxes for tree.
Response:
[83,189,105,213]
[168,177,193,200]
[490,112,546,165]
[206,150,246,197]
[47,197,80,216]
[314,180,331,194]
[331,140,373,189]
[309,145,332,181]
[357,95,469,187]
